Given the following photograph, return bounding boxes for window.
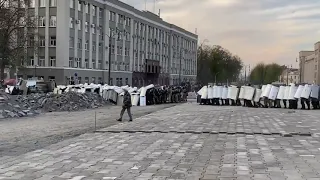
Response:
[69,37,74,48]
[50,0,56,7]
[98,26,103,36]
[29,57,34,66]
[126,17,131,26]
[38,16,45,27]
[98,60,102,69]
[119,78,123,86]
[111,45,115,54]
[49,76,55,81]
[92,77,96,84]
[75,58,81,68]
[99,9,103,18]
[78,38,82,49]
[119,46,122,55]
[70,0,74,8]
[85,59,89,68]
[30,0,35,7]
[109,11,116,21]
[125,78,128,85]
[92,24,96,34]
[49,57,56,67]
[70,18,74,28]
[69,57,74,67]
[39,0,46,7]
[85,21,88,32]
[38,57,45,66]
[78,0,81,11]
[92,60,96,69]
[110,78,113,85]
[77,20,81,30]
[92,6,96,16]
[85,77,89,83]
[50,36,56,46]
[125,48,129,56]
[85,40,89,50]
[50,16,56,27]
[28,36,34,46]
[39,36,45,47]
[92,43,96,51]
[118,14,123,24]
[85,4,89,14]
[117,46,120,55]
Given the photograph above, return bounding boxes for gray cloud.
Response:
[120,0,320,66]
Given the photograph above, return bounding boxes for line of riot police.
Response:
[197,83,320,110]
[145,85,188,105]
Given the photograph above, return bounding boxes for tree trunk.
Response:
[0,60,5,81]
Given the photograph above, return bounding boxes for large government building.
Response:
[19,0,198,86]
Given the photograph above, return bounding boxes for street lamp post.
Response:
[286,64,292,85]
[34,65,38,79]
[106,28,122,85]
[215,72,220,84]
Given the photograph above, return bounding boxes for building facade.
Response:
[279,68,300,85]
[299,42,320,84]
[18,0,198,86]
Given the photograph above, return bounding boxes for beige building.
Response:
[299,41,320,84]
[279,68,300,85]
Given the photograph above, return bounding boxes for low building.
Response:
[299,41,320,84]
[279,68,300,85]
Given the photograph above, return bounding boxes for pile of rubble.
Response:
[0,92,109,119]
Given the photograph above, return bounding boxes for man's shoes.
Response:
[117,119,122,122]
[129,119,133,122]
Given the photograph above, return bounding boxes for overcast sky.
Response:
[120,0,320,68]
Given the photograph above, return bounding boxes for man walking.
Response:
[117,89,133,122]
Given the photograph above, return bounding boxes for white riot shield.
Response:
[260,85,267,98]
[217,86,223,98]
[289,85,298,100]
[197,86,204,96]
[207,86,214,99]
[201,86,208,99]
[222,87,228,99]
[277,86,285,100]
[268,86,279,100]
[230,87,239,100]
[239,86,245,99]
[310,85,320,99]
[145,84,154,90]
[244,86,255,100]
[213,86,218,98]
[262,84,272,97]
[132,93,140,106]
[227,87,232,99]
[294,85,304,99]
[254,89,262,102]
[301,84,312,99]
[140,87,147,97]
[283,86,290,100]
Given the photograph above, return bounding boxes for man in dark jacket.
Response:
[117,89,133,122]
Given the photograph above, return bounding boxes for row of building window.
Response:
[25,57,56,67]
[70,0,102,17]
[38,16,57,27]
[68,58,130,71]
[28,0,57,8]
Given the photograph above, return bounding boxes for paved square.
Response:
[1,103,320,180]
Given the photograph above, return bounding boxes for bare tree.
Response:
[0,0,37,80]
